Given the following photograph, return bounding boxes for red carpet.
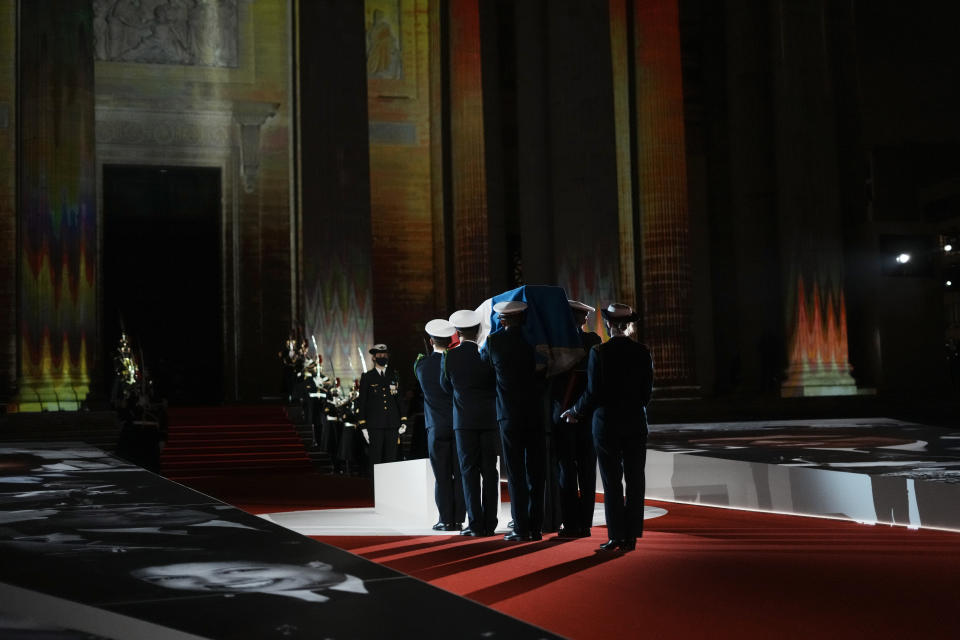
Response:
[161,405,314,479]
[314,503,960,639]
[170,454,960,639]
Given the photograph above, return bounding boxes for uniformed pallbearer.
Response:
[481,300,546,541]
[554,300,603,538]
[357,343,407,473]
[562,304,653,552]
[440,310,499,537]
[415,319,466,531]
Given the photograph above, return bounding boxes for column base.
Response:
[780,368,863,398]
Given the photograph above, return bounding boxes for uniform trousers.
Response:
[427,429,465,525]
[557,419,597,532]
[367,428,399,472]
[455,428,499,533]
[593,423,646,542]
[499,424,545,535]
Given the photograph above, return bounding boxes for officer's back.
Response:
[441,341,497,429]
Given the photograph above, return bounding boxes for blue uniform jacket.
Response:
[439,341,497,430]
[414,351,454,436]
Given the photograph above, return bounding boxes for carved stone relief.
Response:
[93,0,239,67]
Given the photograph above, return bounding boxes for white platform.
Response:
[645,449,960,531]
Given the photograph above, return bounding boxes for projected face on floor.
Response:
[132,560,368,602]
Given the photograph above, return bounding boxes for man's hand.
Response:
[398,423,407,435]
[361,428,370,444]
[560,409,578,424]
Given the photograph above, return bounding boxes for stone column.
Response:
[449,0,491,309]
[0,0,16,397]
[772,0,857,397]
[16,0,97,410]
[633,0,697,394]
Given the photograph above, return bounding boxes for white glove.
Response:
[361,428,370,444]
[398,423,407,435]
[560,409,578,424]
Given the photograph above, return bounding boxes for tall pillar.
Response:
[16,0,97,411]
[449,0,490,309]
[0,0,16,398]
[773,0,857,397]
[634,0,697,394]
[298,0,375,381]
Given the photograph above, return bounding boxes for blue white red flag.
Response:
[476,285,583,376]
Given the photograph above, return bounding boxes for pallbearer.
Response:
[554,300,602,537]
[562,304,653,552]
[357,344,407,473]
[441,310,499,537]
[482,300,546,541]
[415,319,466,532]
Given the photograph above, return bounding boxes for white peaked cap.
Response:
[493,300,528,315]
[425,318,457,338]
[448,309,482,328]
[568,300,595,313]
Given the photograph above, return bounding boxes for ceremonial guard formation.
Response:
[282,290,653,552]
[414,319,466,531]
[440,310,500,537]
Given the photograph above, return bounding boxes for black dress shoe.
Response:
[557,526,584,539]
[529,531,542,541]
[503,531,531,541]
[618,539,637,551]
[442,522,463,532]
[598,539,623,551]
[432,522,446,531]
[460,528,483,537]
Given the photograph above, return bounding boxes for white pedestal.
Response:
[374,457,502,529]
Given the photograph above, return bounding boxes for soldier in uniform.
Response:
[481,300,546,541]
[562,303,653,552]
[357,344,407,474]
[440,310,499,537]
[554,300,603,538]
[415,319,466,532]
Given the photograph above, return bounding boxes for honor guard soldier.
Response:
[554,300,603,538]
[440,309,499,537]
[482,300,546,541]
[562,304,653,552]
[357,343,407,473]
[415,319,466,532]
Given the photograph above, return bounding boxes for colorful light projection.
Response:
[16,2,97,411]
[781,275,857,397]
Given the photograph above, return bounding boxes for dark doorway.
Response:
[102,165,223,405]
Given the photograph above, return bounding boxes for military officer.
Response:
[562,303,653,552]
[415,319,466,532]
[481,300,546,541]
[357,343,407,473]
[554,300,603,538]
[440,309,499,537]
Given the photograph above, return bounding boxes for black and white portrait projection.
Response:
[0,444,559,639]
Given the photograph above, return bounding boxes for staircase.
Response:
[161,405,315,479]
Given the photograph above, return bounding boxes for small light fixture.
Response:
[945,243,954,253]
[895,253,911,265]
[948,280,954,287]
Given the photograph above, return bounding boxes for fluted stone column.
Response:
[449,0,491,309]
[634,0,697,394]
[17,0,97,410]
[773,0,857,397]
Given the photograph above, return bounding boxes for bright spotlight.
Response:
[948,280,954,287]
[945,244,954,253]
[895,253,911,264]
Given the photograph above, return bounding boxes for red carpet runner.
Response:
[161,405,313,479]
[314,503,960,640]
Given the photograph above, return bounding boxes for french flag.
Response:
[475,285,583,377]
